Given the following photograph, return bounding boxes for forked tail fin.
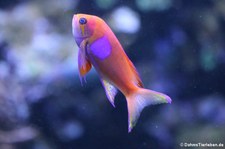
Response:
[126,88,172,132]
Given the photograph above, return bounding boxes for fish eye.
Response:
[79,18,87,25]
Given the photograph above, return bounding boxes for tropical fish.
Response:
[72,14,172,132]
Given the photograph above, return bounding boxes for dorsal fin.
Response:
[126,58,144,88]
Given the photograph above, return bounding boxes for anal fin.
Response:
[101,79,118,107]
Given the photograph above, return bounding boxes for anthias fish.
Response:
[72,14,172,132]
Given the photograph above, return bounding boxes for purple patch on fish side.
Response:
[90,36,111,60]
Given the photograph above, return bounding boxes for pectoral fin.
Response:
[78,40,92,85]
[101,79,118,107]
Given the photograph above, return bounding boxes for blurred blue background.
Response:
[0,0,225,149]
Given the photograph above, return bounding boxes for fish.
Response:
[72,14,172,132]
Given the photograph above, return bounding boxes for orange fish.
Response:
[72,14,172,132]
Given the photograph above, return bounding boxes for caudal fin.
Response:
[126,88,172,132]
